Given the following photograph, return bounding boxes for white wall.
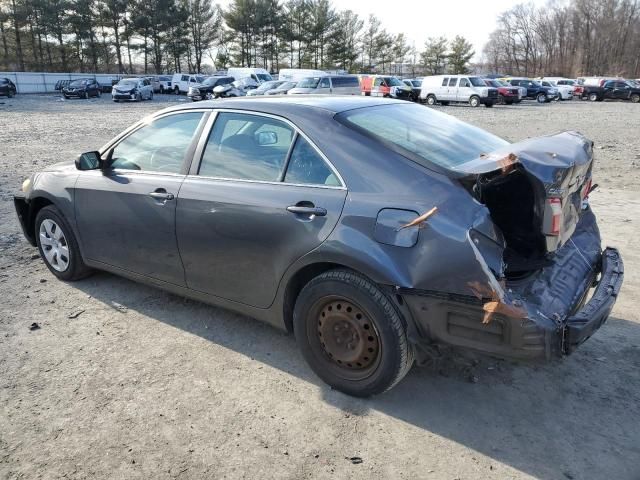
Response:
[0,72,125,93]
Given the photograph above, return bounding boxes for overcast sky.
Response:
[218,0,547,60]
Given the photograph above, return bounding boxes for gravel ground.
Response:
[1,94,639,480]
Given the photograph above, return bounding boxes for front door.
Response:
[445,77,458,101]
[456,77,472,102]
[177,111,347,308]
[75,111,206,286]
[318,77,332,94]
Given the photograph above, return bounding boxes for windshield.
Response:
[203,77,223,85]
[485,80,499,87]
[297,77,322,88]
[469,77,486,87]
[280,82,297,89]
[411,80,421,87]
[385,77,404,87]
[256,80,280,91]
[337,103,508,170]
[70,80,88,87]
[118,80,138,87]
[495,80,511,87]
[257,73,273,82]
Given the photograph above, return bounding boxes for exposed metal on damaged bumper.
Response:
[400,247,623,361]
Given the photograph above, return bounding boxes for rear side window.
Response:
[199,112,294,181]
[338,103,508,170]
[448,78,457,87]
[332,76,358,87]
[284,137,340,186]
[441,78,448,86]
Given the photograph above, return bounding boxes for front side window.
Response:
[110,112,204,173]
[319,78,330,88]
[459,78,470,88]
[284,136,340,186]
[297,77,321,88]
[199,112,294,181]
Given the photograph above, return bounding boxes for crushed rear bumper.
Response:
[401,246,623,362]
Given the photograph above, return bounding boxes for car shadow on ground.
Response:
[72,271,640,479]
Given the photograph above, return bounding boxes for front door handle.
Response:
[287,205,327,217]
[149,190,175,201]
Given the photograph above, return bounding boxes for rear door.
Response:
[176,110,347,308]
[445,77,458,101]
[75,111,207,285]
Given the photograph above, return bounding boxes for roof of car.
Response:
[160,95,407,115]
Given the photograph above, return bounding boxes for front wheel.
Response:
[293,270,414,397]
[631,93,640,103]
[149,91,154,100]
[426,95,437,106]
[174,87,180,95]
[536,92,547,103]
[35,206,92,281]
[469,96,480,107]
[589,92,599,102]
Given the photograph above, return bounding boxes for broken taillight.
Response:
[548,197,562,236]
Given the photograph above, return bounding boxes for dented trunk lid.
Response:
[454,131,594,256]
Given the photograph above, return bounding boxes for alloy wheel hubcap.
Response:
[316,300,380,370]
[39,219,70,272]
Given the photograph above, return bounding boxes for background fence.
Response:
[0,72,127,93]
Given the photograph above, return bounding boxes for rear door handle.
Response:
[287,205,327,217]
[149,190,175,201]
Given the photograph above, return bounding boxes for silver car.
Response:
[112,78,154,102]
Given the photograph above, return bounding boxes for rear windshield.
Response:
[257,73,273,82]
[337,103,508,170]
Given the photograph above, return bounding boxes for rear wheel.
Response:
[293,269,414,397]
[469,95,480,107]
[426,94,437,105]
[35,206,92,281]
[589,92,599,102]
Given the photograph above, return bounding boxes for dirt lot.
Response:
[1,95,639,480]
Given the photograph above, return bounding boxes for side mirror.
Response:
[75,151,102,170]
[255,131,277,146]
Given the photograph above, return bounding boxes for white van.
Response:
[419,75,498,107]
[539,78,574,100]
[226,67,273,84]
[287,75,360,95]
[171,73,205,94]
[278,69,328,82]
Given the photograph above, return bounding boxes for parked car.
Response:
[420,75,498,107]
[145,76,161,93]
[501,77,558,103]
[171,73,206,94]
[14,97,623,396]
[158,76,172,93]
[62,78,101,99]
[265,81,298,95]
[581,80,640,103]
[111,77,154,102]
[187,76,235,101]
[246,80,287,96]
[0,77,16,97]
[539,80,572,100]
[483,79,521,104]
[211,78,258,98]
[288,75,361,95]
[402,79,422,101]
[360,75,413,100]
[227,67,273,84]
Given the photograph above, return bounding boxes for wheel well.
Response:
[282,262,349,333]
[27,197,54,239]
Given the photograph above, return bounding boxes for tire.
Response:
[426,94,437,105]
[588,92,599,102]
[35,206,92,282]
[96,90,101,98]
[150,91,154,100]
[136,92,142,102]
[174,87,180,95]
[498,94,505,105]
[631,94,640,103]
[293,269,414,397]
[7,91,13,98]
[113,99,119,102]
[160,86,165,94]
[440,101,449,106]
[469,96,480,107]
[63,95,69,99]
[84,91,89,99]
[536,92,547,103]
[484,102,494,108]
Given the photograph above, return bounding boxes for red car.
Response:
[484,79,521,104]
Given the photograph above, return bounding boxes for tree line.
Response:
[0,0,476,76]
[483,0,640,78]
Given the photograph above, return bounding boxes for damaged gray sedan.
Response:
[14,97,623,397]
